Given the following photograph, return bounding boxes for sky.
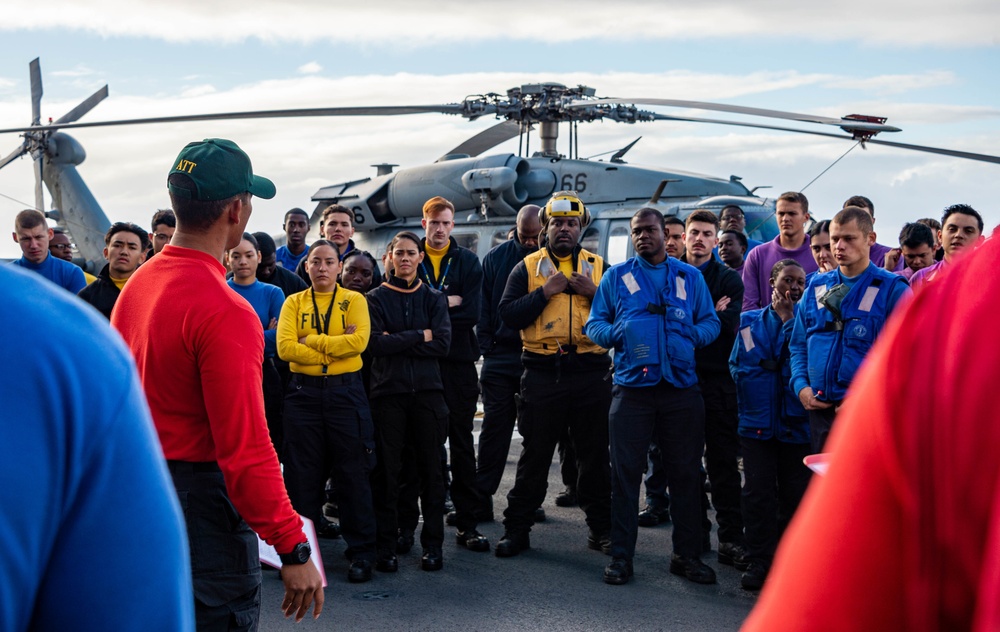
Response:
[0,0,997,260]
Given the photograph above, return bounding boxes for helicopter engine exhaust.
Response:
[388,153,531,217]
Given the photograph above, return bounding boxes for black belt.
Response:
[294,371,359,387]
[166,460,221,474]
[758,359,781,372]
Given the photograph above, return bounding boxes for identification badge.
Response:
[858,286,880,312]
[622,272,640,295]
[740,327,755,352]
[814,284,827,309]
[537,258,555,278]
[675,276,687,300]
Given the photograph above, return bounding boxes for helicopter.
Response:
[2,60,999,270]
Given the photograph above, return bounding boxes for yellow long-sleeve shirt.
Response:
[276,285,370,376]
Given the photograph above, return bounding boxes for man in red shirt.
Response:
[113,138,323,629]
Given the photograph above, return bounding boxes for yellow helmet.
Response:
[541,191,590,228]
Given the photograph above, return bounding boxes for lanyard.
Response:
[420,254,453,291]
[310,286,337,374]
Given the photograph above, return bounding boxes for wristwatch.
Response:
[279,541,311,565]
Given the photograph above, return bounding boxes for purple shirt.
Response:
[910,259,948,290]
[741,235,818,311]
[870,242,905,271]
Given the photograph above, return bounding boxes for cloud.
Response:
[51,65,95,78]
[0,0,997,47]
[298,62,322,75]
[179,84,217,98]
[0,68,995,259]
[825,71,958,96]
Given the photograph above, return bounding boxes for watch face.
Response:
[295,542,311,564]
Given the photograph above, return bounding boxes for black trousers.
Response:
[809,406,838,453]
[439,359,484,531]
[642,442,671,510]
[476,353,522,505]
[477,353,580,510]
[700,371,745,545]
[262,358,284,461]
[608,382,704,560]
[503,366,612,534]
[741,437,812,564]
[371,391,449,552]
[282,372,377,562]
[169,461,261,632]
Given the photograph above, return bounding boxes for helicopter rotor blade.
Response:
[438,120,521,159]
[647,113,1000,165]
[569,98,901,134]
[54,85,110,125]
[30,58,43,126]
[0,104,471,135]
[0,143,28,171]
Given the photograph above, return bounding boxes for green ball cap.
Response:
[167,138,276,201]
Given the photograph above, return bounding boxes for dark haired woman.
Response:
[227,232,286,458]
[366,231,452,572]
[729,259,811,592]
[277,239,378,583]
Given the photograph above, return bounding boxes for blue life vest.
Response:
[609,259,700,388]
[730,307,809,443]
[800,266,899,402]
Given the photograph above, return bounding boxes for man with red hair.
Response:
[414,196,491,553]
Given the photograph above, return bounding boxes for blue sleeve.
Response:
[789,297,811,397]
[690,271,721,348]
[585,270,619,349]
[263,286,285,358]
[884,277,912,317]
[728,332,742,383]
[67,265,86,294]
[0,267,193,631]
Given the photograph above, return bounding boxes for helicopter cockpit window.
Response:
[606,224,631,265]
[453,233,479,255]
[491,230,509,249]
[580,227,600,257]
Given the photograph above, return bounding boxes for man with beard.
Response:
[495,192,612,559]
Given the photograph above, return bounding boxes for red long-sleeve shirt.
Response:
[113,245,303,554]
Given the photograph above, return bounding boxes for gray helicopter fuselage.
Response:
[309,153,778,264]
[42,133,110,268]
